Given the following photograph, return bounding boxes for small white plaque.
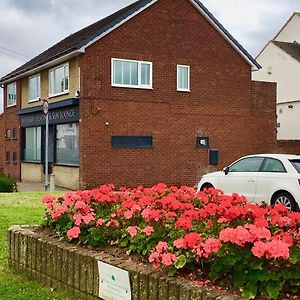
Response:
[98,261,131,300]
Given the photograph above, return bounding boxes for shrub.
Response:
[0,173,17,192]
[42,184,300,299]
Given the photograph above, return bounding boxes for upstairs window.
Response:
[49,63,69,97]
[7,82,16,107]
[112,58,152,89]
[177,65,190,92]
[28,74,41,102]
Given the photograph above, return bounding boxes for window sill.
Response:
[48,91,69,99]
[177,89,191,93]
[53,163,79,168]
[28,98,41,103]
[21,161,42,164]
[5,161,10,164]
[12,162,18,165]
[112,84,153,90]
[6,104,17,108]
[5,138,10,141]
[12,138,18,141]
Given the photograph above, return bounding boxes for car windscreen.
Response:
[290,160,300,173]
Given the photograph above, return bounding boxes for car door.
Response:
[254,157,288,204]
[216,157,264,202]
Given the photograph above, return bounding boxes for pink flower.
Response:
[73,213,82,226]
[217,217,227,224]
[161,253,175,266]
[251,241,267,258]
[96,218,105,227]
[173,238,186,249]
[156,241,168,253]
[75,200,86,210]
[124,210,134,219]
[82,213,94,224]
[143,226,154,236]
[67,227,81,240]
[203,238,222,256]
[149,251,159,263]
[127,226,139,237]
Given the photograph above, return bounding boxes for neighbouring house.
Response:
[0,0,277,189]
[252,12,300,150]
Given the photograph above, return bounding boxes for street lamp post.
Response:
[42,99,49,191]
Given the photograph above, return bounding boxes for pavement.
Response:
[17,181,69,192]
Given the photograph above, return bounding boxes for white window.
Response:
[7,82,17,107]
[112,58,152,89]
[49,63,69,97]
[177,65,190,92]
[28,74,41,102]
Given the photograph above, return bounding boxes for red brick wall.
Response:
[277,140,300,155]
[0,113,4,172]
[2,82,21,181]
[251,81,277,153]
[78,0,277,188]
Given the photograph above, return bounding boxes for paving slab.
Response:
[17,182,69,192]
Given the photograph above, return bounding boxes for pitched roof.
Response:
[0,0,260,83]
[272,41,300,63]
[0,0,153,83]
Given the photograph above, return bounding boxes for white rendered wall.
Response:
[253,43,300,140]
[277,101,300,140]
[275,13,300,43]
[252,43,300,104]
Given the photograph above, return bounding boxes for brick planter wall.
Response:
[8,225,241,300]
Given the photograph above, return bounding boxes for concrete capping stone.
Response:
[8,225,242,299]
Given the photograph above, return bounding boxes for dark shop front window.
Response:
[23,127,42,162]
[56,123,79,165]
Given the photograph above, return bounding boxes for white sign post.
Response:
[43,99,49,191]
[98,261,131,300]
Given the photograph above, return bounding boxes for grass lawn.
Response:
[0,192,73,300]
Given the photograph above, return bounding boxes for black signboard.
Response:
[20,106,79,127]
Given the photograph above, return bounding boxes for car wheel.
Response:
[200,183,214,191]
[271,192,298,212]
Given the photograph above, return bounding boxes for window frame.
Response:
[22,126,42,163]
[5,129,10,140]
[6,82,17,107]
[260,158,287,173]
[12,152,17,164]
[228,157,265,173]
[5,151,10,163]
[55,123,79,166]
[28,74,41,102]
[12,128,17,140]
[111,58,153,89]
[177,65,190,92]
[48,63,69,98]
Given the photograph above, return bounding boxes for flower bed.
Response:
[42,184,300,299]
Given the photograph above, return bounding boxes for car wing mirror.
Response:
[223,166,229,175]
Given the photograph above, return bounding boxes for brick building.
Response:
[0,0,277,189]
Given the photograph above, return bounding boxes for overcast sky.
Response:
[1,0,300,113]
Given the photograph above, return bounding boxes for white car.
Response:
[197,154,300,211]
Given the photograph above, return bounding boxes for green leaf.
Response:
[290,246,300,263]
[267,281,282,299]
[119,239,128,247]
[257,269,270,282]
[242,288,257,300]
[250,260,262,270]
[174,255,187,269]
